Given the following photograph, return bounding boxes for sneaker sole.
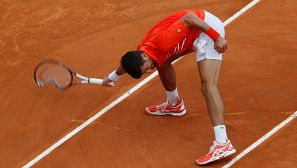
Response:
[145,108,187,117]
[196,149,236,165]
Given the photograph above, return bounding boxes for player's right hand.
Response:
[102,76,115,87]
[214,36,227,53]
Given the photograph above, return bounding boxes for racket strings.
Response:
[35,61,72,89]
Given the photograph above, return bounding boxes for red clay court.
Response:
[1,0,297,167]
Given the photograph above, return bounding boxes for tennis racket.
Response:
[34,60,114,89]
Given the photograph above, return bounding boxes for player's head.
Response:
[121,51,156,79]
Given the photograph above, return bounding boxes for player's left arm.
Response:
[181,12,227,53]
[102,65,125,87]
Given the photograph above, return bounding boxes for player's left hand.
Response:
[102,76,115,87]
[214,36,227,53]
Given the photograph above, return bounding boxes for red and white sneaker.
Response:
[145,100,187,116]
[196,139,236,165]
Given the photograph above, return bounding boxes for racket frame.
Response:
[34,60,109,89]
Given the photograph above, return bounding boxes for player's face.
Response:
[141,53,155,74]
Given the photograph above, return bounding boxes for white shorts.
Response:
[192,11,225,62]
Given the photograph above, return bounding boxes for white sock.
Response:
[165,88,180,106]
[214,125,228,144]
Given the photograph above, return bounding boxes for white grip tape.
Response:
[88,78,103,84]
[89,78,115,86]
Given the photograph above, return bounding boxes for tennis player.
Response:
[102,9,236,165]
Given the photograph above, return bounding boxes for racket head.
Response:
[34,60,75,89]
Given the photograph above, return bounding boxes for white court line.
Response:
[223,0,261,26]
[22,1,261,167]
[222,111,297,168]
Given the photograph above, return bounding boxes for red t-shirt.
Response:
[137,10,205,67]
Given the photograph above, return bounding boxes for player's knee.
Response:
[201,81,218,96]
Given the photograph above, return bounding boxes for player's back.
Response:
[138,10,205,48]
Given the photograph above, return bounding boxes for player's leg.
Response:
[157,63,177,94]
[145,63,186,116]
[198,59,224,126]
[194,11,236,165]
[196,60,236,165]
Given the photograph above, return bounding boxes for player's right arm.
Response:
[102,66,126,87]
[181,12,227,53]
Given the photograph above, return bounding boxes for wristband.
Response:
[206,27,220,41]
[108,70,121,81]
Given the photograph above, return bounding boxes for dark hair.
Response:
[121,51,144,79]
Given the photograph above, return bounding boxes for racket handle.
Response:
[88,78,103,84]
[88,78,115,87]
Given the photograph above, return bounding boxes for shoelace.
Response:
[156,100,182,111]
[208,142,216,153]
[208,141,229,156]
[157,102,169,111]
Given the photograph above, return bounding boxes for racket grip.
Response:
[88,78,115,86]
[88,78,103,84]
